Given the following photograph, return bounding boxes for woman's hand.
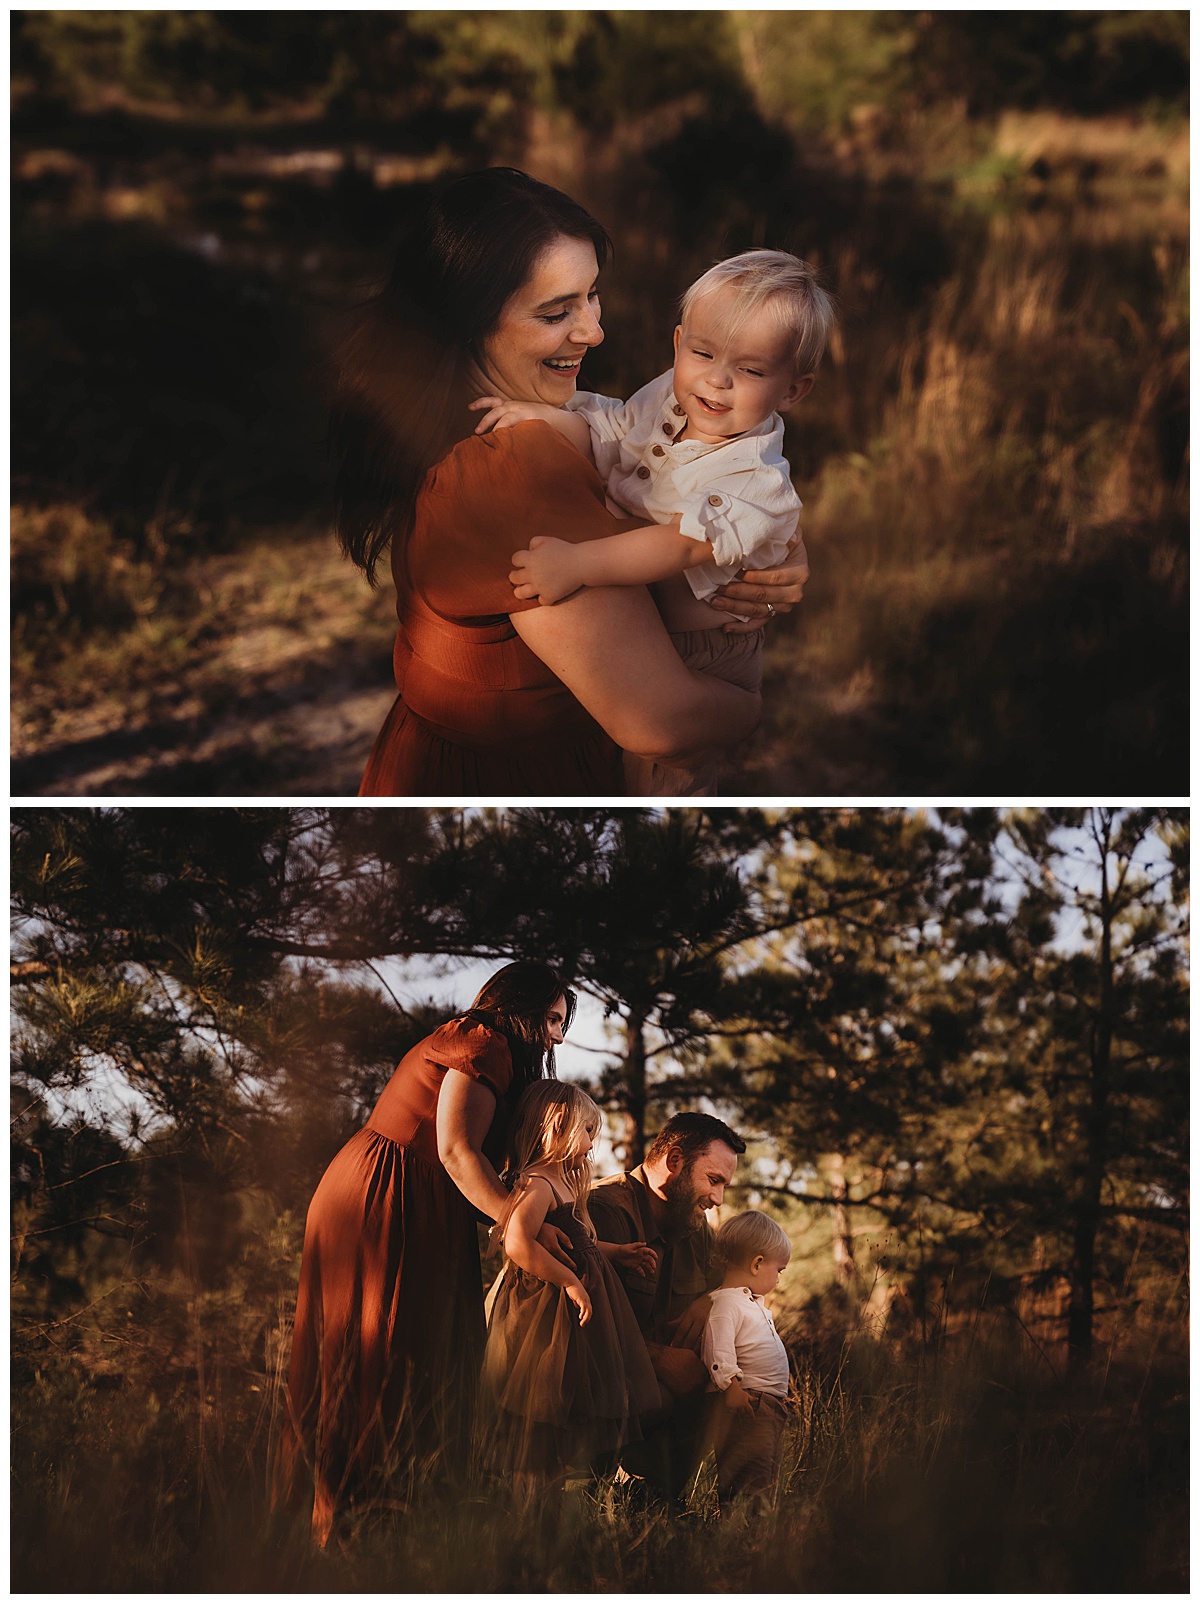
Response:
[535,1220,578,1270]
[608,1240,659,1277]
[708,528,810,634]
[566,1278,593,1326]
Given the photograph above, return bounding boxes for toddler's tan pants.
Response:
[705,1389,787,1502]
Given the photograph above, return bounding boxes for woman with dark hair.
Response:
[276,961,577,1542]
[334,167,809,795]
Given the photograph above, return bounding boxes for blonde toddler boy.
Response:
[700,1208,792,1503]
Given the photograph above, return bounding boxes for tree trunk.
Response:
[1067,828,1116,1365]
[829,1153,855,1288]
[619,1011,647,1169]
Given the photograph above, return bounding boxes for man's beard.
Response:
[660,1166,706,1239]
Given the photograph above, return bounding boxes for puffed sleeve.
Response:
[700,1293,744,1391]
[678,461,802,588]
[424,1018,513,1098]
[413,423,633,620]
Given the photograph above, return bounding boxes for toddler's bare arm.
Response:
[511,517,713,605]
[469,396,594,462]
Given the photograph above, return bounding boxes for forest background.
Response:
[10,9,1190,796]
[10,805,1189,1591]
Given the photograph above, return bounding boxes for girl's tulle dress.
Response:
[480,1190,661,1475]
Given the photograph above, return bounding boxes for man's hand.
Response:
[470,395,560,435]
[668,1291,714,1355]
[608,1240,659,1276]
[510,535,584,604]
[646,1341,709,1399]
[709,528,810,633]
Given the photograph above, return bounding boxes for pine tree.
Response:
[696,808,994,1293]
[974,807,1189,1360]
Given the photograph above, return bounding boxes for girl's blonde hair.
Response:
[680,249,837,376]
[715,1209,792,1268]
[507,1080,603,1239]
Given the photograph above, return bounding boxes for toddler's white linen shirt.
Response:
[701,1284,791,1397]
[567,371,802,603]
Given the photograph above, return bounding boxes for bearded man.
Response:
[589,1111,746,1497]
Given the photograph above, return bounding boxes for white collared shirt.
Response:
[567,371,802,603]
[701,1284,791,1397]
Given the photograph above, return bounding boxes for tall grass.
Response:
[741,127,1188,793]
[12,1269,1188,1592]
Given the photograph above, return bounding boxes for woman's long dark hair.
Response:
[331,168,612,588]
[460,959,576,1095]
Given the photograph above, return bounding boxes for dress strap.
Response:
[486,1170,571,1256]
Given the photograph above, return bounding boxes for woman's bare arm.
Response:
[436,1070,510,1220]
[512,583,760,766]
[436,1070,576,1265]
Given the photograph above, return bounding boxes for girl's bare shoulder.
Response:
[516,1165,570,1205]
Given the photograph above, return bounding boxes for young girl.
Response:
[471,249,837,796]
[480,1080,661,1490]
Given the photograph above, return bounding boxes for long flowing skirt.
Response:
[275,1129,483,1538]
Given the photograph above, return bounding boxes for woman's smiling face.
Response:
[479,234,603,406]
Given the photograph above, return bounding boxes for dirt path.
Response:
[12,530,398,797]
[12,523,871,799]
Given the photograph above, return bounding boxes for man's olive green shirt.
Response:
[589,1164,722,1342]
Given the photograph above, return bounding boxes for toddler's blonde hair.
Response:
[507,1079,602,1239]
[680,249,837,376]
[715,1208,792,1268]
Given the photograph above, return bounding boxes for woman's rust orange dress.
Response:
[276,1018,517,1538]
[359,422,630,796]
